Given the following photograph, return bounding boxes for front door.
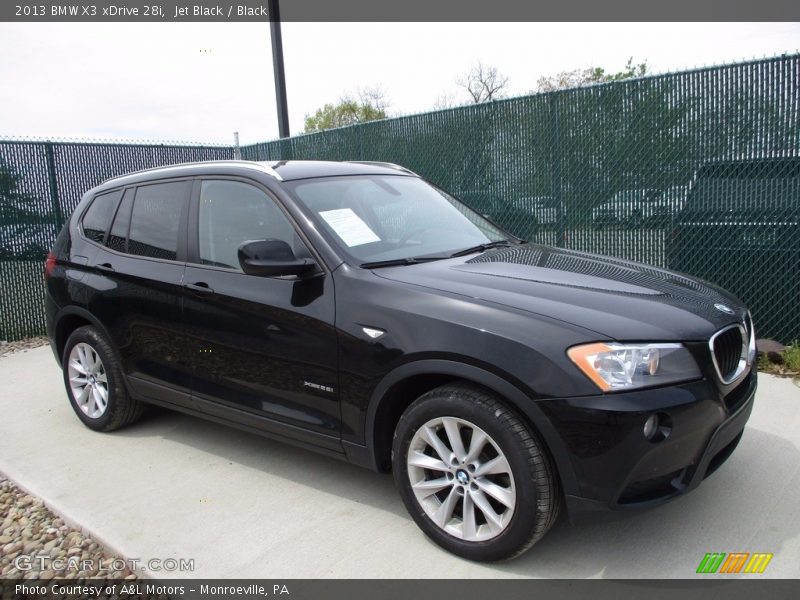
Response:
[181,178,340,450]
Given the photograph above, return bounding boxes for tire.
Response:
[392,383,560,562]
[62,325,143,432]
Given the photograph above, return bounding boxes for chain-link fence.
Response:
[1,54,798,342]
[0,140,233,339]
[243,54,800,342]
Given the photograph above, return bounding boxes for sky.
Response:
[0,22,797,145]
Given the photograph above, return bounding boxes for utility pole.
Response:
[268,0,290,138]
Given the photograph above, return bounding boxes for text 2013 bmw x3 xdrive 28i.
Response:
[45,161,757,561]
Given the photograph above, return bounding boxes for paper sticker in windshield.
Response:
[319,208,381,247]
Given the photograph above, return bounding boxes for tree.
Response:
[536,57,649,92]
[456,62,510,103]
[433,91,458,110]
[303,87,389,133]
[0,160,40,225]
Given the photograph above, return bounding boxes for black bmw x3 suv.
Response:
[45,160,757,561]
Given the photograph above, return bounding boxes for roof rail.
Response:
[347,161,418,176]
[256,162,284,181]
[101,160,283,184]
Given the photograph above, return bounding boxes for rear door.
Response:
[181,178,340,450]
[86,179,193,405]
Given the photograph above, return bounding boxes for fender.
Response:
[52,305,115,365]
[350,358,580,497]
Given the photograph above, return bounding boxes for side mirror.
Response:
[237,239,317,277]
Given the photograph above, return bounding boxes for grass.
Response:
[784,345,800,371]
[758,342,800,378]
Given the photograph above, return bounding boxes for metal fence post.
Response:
[44,142,64,227]
[233,132,242,160]
[549,94,566,247]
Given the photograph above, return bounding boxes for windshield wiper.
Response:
[360,255,448,269]
[449,240,516,258]
[361,239,519,268]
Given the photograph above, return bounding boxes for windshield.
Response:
[287,175,511,265]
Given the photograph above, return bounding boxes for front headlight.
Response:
[567,342,701,392]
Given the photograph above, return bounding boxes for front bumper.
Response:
[537,366,756,522]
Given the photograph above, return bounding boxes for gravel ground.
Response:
[0,337,140,585]
[0,475,136,581]
[0,337,48,359]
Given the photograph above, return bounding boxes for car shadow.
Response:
[114,406,403,514]
[116,410,797,577]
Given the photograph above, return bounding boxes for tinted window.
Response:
[106,188,134,253]
[687,162,800,212]
[128,182,188,261]
[82,191,121,243]
[691,177,800,211]
[198,180,297,270]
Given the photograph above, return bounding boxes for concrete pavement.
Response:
[1,346,798,578]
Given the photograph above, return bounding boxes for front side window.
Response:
[198,180,299,271]
[287,175,509,264]
[128,182,187,261]
[81,190,121,244]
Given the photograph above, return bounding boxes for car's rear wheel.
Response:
[62,326,143,432]
[392,383,560,561]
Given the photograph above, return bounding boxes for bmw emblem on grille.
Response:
[714,303,735,315]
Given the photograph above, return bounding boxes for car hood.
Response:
[373,244,746,341]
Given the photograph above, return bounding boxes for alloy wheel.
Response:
[406,416,516,542]
[67,342,109,419]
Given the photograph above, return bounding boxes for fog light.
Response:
[643,414,659,440]
[643,412,672,443]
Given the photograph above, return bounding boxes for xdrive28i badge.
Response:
[714,303,735,315]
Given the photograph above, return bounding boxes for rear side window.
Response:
[128,182,188,261]
[106,188,134,253]
[81,190,121,243]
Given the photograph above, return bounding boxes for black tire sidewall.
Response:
[62,326,127,432]
[392,390,546,562]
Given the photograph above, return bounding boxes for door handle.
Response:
[96,263,115,273]
[184,282,214,295]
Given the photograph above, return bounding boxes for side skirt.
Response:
[128,376,347,462]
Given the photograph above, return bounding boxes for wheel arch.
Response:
[53,306,113,366]
[359,359,579,497]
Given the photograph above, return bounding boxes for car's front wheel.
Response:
[392,383,560,561]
